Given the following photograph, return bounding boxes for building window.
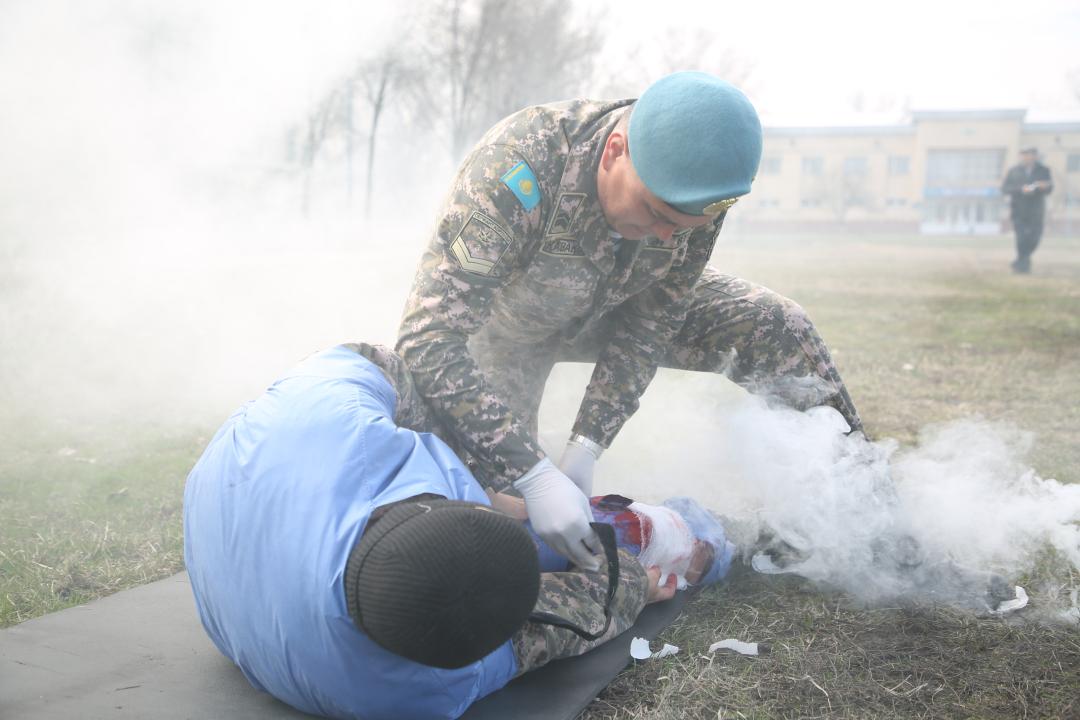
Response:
[757,198,781,208]
[800,198,822,208]
[843,156,869,177]
[885,197,908,207]
[925,148,1004,187]
[760,157,782,175]
[802,157,823,176]
[888,156,910,175]
[1068,154,1080,173]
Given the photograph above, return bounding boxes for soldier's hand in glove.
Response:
[514,457,602,571]
[557,435,603,496]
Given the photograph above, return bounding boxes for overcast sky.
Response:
[1,0,1077,428]
[3,0,1077,148]
[604,0,1080,124]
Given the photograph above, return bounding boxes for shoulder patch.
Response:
[545,192,588,236]
[501,161,541,211]
[450,211,513,276]
[540,237,586,257]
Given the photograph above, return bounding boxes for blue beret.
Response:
[628,72,763,216]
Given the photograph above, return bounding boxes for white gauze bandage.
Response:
[629,501,696,589]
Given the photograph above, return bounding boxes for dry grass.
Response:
[2,232,1079,719]
[579,232,1080,719]
[0,420,196,625]
[586,568,1080,720]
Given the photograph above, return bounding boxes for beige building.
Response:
[742,110,1080,235]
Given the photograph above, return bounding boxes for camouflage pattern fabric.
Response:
[511,548,649,676]
[397,99,862,491]
[344,343,651,676]
[666,268,862,429]
[551,267,863,433]
[397,100,726,491]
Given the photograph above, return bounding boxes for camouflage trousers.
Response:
[353,267,860,474]
[467,266,863,442]
[343,342,651,672]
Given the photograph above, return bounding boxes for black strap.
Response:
[527,523,620,641]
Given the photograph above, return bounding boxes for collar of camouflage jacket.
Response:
[549,104,630,276]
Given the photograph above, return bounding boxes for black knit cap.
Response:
[344,498,540,669]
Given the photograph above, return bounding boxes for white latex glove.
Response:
[557,441,596,496]
[514,457,602,571]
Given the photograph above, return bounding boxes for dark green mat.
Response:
[1,572,690,720]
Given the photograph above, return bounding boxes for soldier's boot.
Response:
[870,514,1024,613]
[903,558,1020,613]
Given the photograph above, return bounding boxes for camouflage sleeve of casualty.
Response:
[396,144,546,492]
[574,216,726,447]
[511,549,649,676]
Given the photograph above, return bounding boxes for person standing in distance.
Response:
[1002,147,1053,274]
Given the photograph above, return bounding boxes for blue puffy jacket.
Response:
[184,345,517,719]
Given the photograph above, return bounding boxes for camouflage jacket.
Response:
[512,548,649,676]
[343,342,651,674]
[397,100,724,491]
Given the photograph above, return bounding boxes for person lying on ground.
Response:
[184,344,736,720]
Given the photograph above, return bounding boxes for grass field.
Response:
[2,231,1078,718]
[582,232,1080,719]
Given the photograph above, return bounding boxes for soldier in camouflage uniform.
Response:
[395,72,862,570]
[510,547,657,674]
[340,342,669,676]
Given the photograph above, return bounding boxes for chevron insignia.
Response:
[450,211,512,276]
[451,237,495,274]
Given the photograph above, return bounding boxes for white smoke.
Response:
[5,2,1077,619]
[0,2,437,429]
[541,367,1080,614]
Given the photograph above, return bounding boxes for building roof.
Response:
[763,107,1080,138]
[765,125,914,137]
[1023,122,1080,134]
[910,108,1027,122]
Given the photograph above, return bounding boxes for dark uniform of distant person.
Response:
[1001,147,1053,274]
[396,72,863,570]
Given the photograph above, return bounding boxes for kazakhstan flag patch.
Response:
[501,161,541,211]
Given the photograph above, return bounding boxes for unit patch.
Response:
[540,236,586,257]
[641,236,675,252]
[450,211,513,276]
[501,161,541,211]
[640,228,692,251]
[544,192,588,236]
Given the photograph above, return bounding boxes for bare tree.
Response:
[420,0,604,160]
[297,88,347,217]
[285,0,603,213]
[597,28,755,99]
[285,32,424,217]
[348,51,424,215]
